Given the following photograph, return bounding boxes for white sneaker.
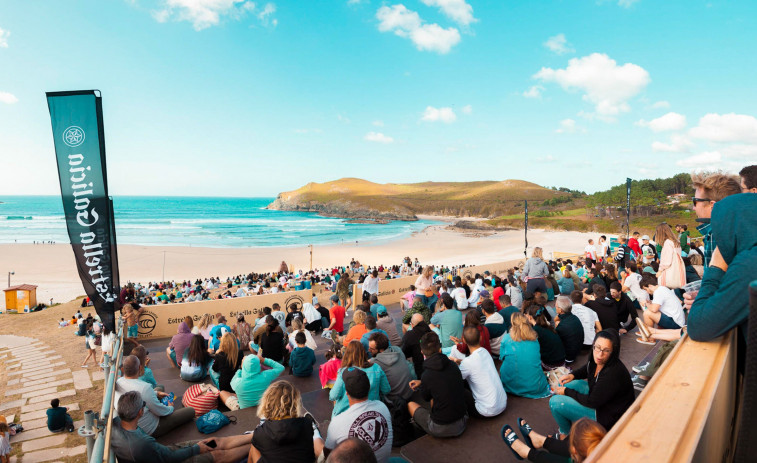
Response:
[632,361,650,373]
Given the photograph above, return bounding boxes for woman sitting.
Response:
[329,341,390,417]
[502,417,606,463]
[289,319,318,351]
[549,330,635,438]
[556,269,575,295]
[525,305,565,370]
[450,311,491,358]
[258,315,287,365]
[499,313,550,399]
[340,310,368,345]
[180,335,212,382]
[211,332,245,411]
[249,380,324,462]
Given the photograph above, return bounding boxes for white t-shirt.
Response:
[362,275,380,295]
[623,273,649,303]
[325,400,393,463]
[652,286,685,327]
[571,303,600,345]
[584,244,597,260]
[599,241,609,258]
[458,347,507,417]
[506,285,523,309]
[450,287,468,309]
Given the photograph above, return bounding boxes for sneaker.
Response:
[632,375,648,391]
[632,361,650,374]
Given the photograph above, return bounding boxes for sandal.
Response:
[518,418,534,449]
[500,425,524,461]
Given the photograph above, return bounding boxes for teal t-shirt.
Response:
[46,406,69,431]
[430,309,464,348]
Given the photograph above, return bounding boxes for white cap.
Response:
[641,235,650,240]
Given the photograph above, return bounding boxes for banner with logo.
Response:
[47,90,121,331]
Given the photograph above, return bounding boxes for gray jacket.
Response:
[371,346,414,401]
[376,315,403,346]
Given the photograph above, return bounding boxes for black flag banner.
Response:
[626,177,632,238]
[524,200,529,257]
[47,90,120,331]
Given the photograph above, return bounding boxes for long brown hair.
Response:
[655,223,680,249]
[218,332,240,369]
[341,340,368,369]
[186,334,208,366]
[569,418,607,463]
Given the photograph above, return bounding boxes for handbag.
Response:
[182,384,220,417]
[196,409,236,434]
[659,248,686,289]
[94,335,102,346]
[424,287,434,297]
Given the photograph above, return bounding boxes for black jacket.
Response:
[420,353,468,424]
[533,325,566,366]
[211,350,244,393]
[401,322,431,378]
[555,312,584,362]
[612,293,635,325]
[566,330,635,430]
[587,297,620,332]
[251,417,315,463]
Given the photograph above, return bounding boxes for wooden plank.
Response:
[586,332,735,463]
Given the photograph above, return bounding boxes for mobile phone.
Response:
[206,440,217,448]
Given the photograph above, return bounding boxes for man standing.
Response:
[325,368,393,463]
[584,239,598,267]
[327,295,347,336]
[362,270,380,302]
[676,224,691,255]
[628,231,642,258]
[640,235,657,265]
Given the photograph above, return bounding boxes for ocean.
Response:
[0,196,438,248]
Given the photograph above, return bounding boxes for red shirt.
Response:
[329,305,346,332]
[628,238,642,256]
[456,325,491,356]
[492,286,505,310]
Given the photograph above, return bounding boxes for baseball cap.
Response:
[376,306,388,316]
[641,235,650,240]
[329,294,339,303]
[342,367,370,399]
[479,289,490,298]
[643,266,656,274]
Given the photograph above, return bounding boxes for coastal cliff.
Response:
[268,178,567,221]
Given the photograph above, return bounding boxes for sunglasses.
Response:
[692,196,712,206]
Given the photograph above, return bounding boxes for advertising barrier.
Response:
[138,258,528,340]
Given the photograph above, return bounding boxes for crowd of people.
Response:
[95,166,755,463]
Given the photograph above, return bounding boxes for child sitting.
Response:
[318,343,342,388]
[58,318,69,328]
[46,398,74,433]
[289,332,316,377]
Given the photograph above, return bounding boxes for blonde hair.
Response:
[198,313,213,331]
[655,223,679,249]
[510,312,537,342]
[291,318,304,331]
[257,380,303,420]
[569,418,607,463]
[532,247,543,260]
[690,172,742,202]
[352,310,367,325]
[423,266,434,278]
[218,332,239,369]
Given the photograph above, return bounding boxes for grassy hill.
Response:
[268,178,569,220]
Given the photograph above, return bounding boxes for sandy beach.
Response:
[0,225,595,308]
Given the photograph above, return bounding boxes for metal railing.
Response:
[82,317,125,463]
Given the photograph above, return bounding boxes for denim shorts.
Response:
[658,312,681,330]
[127,325,139,337]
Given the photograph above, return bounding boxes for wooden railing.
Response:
[587,331,738,463]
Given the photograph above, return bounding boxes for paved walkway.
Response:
[0,335,94,463]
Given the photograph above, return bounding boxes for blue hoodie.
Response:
[230,355,284,409]
[688,194,757,342]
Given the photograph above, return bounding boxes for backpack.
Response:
[382,396,414,447]
[196,409,235,434]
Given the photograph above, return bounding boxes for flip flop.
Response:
[518,418,534,449]
[500,425,524,461]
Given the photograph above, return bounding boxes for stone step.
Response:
[16,444,86,462]
[8,361,67,376]
[21,388,59,400]
[72,370,93,390]
[0,399,27,412]
[7,355,63,368]
[27,389,76,405]
[21,369,73,382]
[91,370,105,381]
[7,359,62,371]
[21,376,74,388]
[20,403,80,422]
[21,434,68,452]
[6,379,73,397]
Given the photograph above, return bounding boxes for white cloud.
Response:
[652,134,694,153]
[0,91,18,104]
[537,155,555,162]
[533,53,650,116]
[461,104,472,115]
[651,100,670,109]
[337,114,351,124]
[364,131,394,143]
[523,85,544,99]
[376,5,461,54]
[0,27,10,48]
[555,118,584,134]
[689,113,757,144]
[543,33,573,55]
[636,112,687,132]
[152,0,272,31]
[420,0,477,26]
[618,0,640,8]
[372,120,384,127]
[421,106,456,123]
[676,151,722,169]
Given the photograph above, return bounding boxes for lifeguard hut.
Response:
[3,284,38,313]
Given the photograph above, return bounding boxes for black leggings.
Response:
[525,278,547,295]
[527,437,570,463]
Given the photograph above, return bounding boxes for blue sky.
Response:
[1,0,755,197]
